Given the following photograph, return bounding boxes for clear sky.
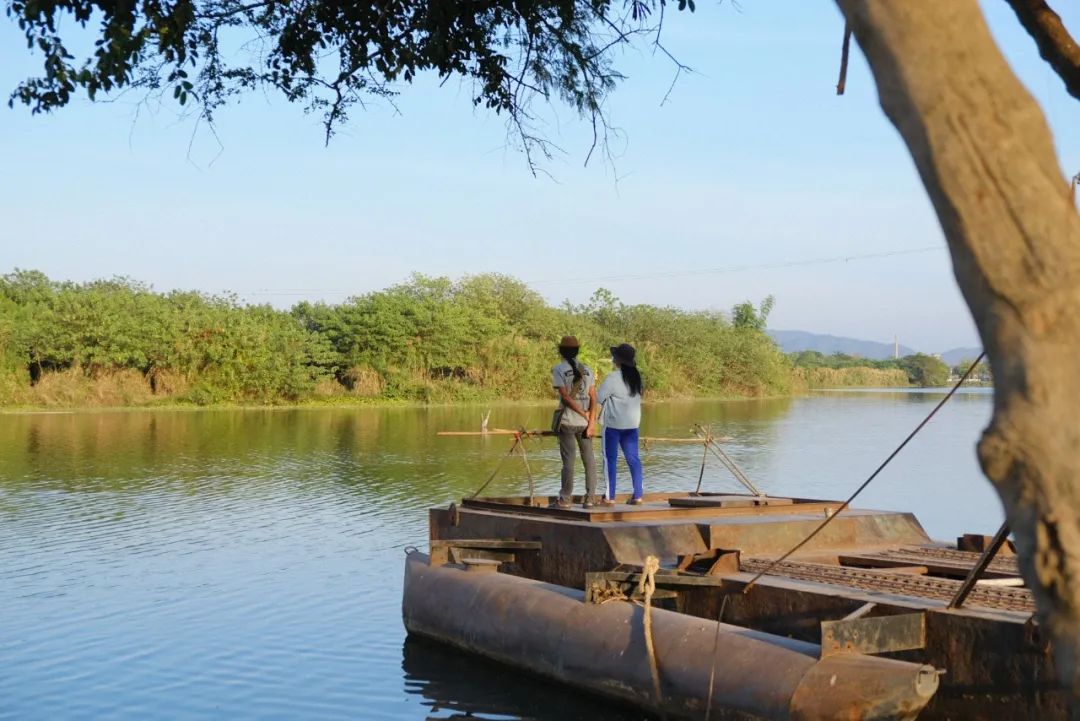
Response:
[1,2,1077,353]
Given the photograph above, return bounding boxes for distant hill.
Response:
[768,330,984,364]
[768,330,915,360]
[940,346,983,366]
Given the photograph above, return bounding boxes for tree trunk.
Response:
[834,0,1080,701]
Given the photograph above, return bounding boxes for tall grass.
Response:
[793,366,910,389]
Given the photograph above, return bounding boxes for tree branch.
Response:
[1003,0,1080,100]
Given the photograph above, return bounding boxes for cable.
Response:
[741,351,988,593]
[239,246,946,296]
[525,246,945,286]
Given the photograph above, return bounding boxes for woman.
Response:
[597,343,644,505]
[550,335,598,509]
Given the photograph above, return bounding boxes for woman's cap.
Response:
[610,343,636,366]
[559,335,580,348]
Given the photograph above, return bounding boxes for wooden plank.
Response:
[838,553,1016,579]
[821,613,926,658]
[975,578,1025,587]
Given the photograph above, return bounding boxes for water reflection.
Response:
[402,637,650,721]
[0,390,999,721]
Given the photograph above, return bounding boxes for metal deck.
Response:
[741,558,1034,613]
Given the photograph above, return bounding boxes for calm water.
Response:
[0,390,1001,721]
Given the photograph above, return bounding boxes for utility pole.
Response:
[894,335,899,359]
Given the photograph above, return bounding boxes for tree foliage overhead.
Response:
[6,0,692,158]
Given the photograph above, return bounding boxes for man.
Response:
[551,335,599,509]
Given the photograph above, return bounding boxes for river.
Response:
[0,389,1001,720]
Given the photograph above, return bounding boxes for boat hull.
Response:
[402,551,938,720]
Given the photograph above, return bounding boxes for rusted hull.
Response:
[403,551,938,720]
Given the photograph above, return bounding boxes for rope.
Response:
[742,352,987,592]
[694,431,710,495]
[467,434,522,499]
[637,555,666,720]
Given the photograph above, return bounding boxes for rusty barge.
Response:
[402,491,1062,720]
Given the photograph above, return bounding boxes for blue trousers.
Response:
[604,427,643,500]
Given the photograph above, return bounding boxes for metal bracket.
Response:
[820,612,926,658]
[949,521,1011,609]
[583,569,734,604]
[429,539,541,567]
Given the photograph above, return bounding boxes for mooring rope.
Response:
[637,555,666,720]
[694,429,711,495]
[742,352,988,592]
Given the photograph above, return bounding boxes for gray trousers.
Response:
[558,425,597,503]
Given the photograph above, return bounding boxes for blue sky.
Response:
[1,1,1077,352]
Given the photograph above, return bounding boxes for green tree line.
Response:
[790,350,952,387]
[0,270,797,406]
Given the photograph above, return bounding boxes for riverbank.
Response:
[0,379,922,413]
[2,270,963,411]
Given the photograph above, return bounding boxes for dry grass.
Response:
[341,366,384,397]
[149,369,190,397]
[17,368,156,406]
[794,366,910,389]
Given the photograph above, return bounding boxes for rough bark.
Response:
[833,0,1080,701]
[1004,0,1080,101]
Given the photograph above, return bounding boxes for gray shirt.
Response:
[551,360,594,429]
[597,368,642,430]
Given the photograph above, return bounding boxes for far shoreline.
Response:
[0,385,996,416]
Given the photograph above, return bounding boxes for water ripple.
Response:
[0,396,997,720]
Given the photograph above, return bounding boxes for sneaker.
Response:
[628,497,644,506]
[582,499,594,509]
[596,497,615,507]
[553,499,573,510]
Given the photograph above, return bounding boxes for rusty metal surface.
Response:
[701,511,931,557]
[843,545,1019,577]
[669,495,794,508]
[422,491,1064,719]
[789,654,939,721]
[906,546,1019,575]
[741,558,1035,613]
[403,551,938,721]
[821,612,927,658]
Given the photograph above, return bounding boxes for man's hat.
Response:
[559,335,580,348]
[610,343,636,366]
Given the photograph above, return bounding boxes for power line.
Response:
[525,246,946,286]
[238,245,946,297]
